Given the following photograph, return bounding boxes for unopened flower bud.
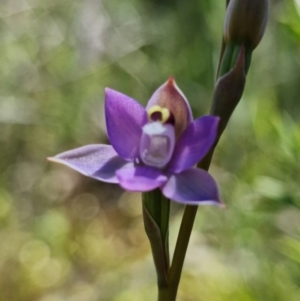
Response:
[224,0,269,49]
[212,45,246,136]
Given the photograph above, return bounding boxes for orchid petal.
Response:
[168,116,219,173]
[162,168,221,205]
[48,144,127,183]
[146,77,193,138]
[105,88,147,160]
[116,165,167,192]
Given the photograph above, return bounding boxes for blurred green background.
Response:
[1,0,300,300]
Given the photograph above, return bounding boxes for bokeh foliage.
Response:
[1,0,300,300]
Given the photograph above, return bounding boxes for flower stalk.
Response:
[164,1,269,300]
[166,49,245,301]
[142,190,170,287]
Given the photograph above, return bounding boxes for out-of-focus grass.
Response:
[1,0,300,300]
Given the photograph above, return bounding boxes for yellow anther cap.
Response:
[147,105,171,123]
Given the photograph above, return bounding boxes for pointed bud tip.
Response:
[167,76,175,86]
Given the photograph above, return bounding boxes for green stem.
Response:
[158,287,169,301]
[164,42,247,300]
[219,42,242,77]
[168,206,198,300]
[166,150,215,300]
[216,0,232,79]
[143,190,170,288]
[143,189,170,248]
[219,42,234,77]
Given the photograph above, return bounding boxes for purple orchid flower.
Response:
[48,77,221,205]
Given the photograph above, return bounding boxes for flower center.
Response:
[140,120,175,168]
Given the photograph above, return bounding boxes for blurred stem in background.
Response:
[141,0,270,300]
